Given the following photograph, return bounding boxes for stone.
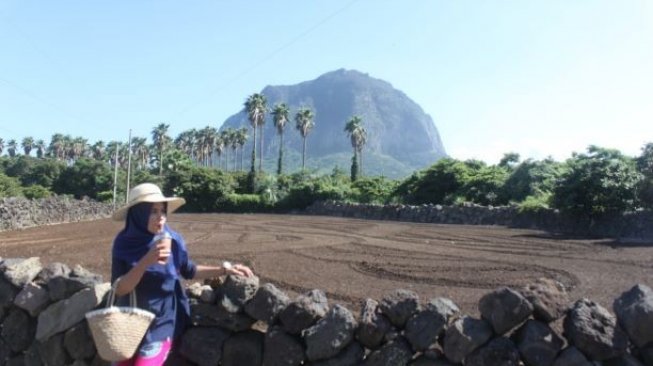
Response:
[190,302,256,332]
[362,336,413,366]
[220,274,260,311]
[478,286,533,335]
[521,278,570,323]
[262,326,305,366]
[405,300,448,352]
[186,282,203,299]
[552,347,592,366]
[304,305,357,361]
[63,322,95,360]
[199,285,217,303]
[613,284,653,348]
[245,283,290,323]
[36,283,110,341]
[307,342,364,366]
[179,327,230,366]
[563,298,628,361]
[0,276,19,313]
[1,257,42,287]
[603,354,645,366]
[443,316,493,364]
[379,289,420,328]
[465,337,520,366]
[1,308,36,353]
[222,329,264,366]
[515,319,564,366]
[24,342,43,366]
[37,333,72,366]
[35,263,71,284]
[409,355,456,366]
[14,282,51,317]
[356,298,392,349]
[428,297,460,323]
[279,289,329,335]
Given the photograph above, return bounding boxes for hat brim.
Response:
[111,197,186,221]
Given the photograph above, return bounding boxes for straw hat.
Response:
[112,183,186,221]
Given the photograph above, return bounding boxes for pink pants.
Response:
[114,339,172,366]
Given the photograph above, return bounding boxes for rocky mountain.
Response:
[220,69,447,178]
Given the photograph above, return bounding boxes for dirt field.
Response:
[1,213,652,315]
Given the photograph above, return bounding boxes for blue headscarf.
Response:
[112,202,187,278]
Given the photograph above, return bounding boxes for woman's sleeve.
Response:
[176,241,197,280]
[111,256,130,283]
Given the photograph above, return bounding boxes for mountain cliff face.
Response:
[220,69,447,178]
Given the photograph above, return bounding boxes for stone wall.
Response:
[305,201,653,240]
[0,197,112,232]
[1,257,653,365]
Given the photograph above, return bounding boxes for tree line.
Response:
[0,92,368,185]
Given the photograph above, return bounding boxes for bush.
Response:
[218,194,272,213]
[22,185,52,199]
[0,173,23,198]
[277,175,353,210]
[52,158,115,200]
[164,166,236,212]
[394,158,470,204]
[517,194,551,214]
[350,177,397,204]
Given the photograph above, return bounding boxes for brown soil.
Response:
[2,213,652,315]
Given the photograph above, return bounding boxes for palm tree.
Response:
[244,93,267,173]
[21,137,34,156]
[224,128,238,171]
[48,134,66,160]
[295,107,315,171]
[0,138,5,156]
[69,137,88,162]
[344,116,367,179]
[152,123,170,175]
[214,135,225,169]
[272,103,290,175]
[35,139,46,158]
[236,127,248,171]
[131,137,149,169]
[106,141,122,168]
[175,130,197,164]
[7,139,17,157]
[91,141,106,161]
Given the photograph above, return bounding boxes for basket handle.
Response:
[106,277,138,307]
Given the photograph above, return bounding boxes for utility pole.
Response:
[112,145,119,210]
[126,129,132,202]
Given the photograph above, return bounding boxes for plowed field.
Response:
[2,213,652,314]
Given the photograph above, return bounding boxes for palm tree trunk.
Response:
[277,132,284,175]
[159,149,163,175]
[302,137,307,171]
[258,125,263,173]
[251,127,257,173]
[359,148,363,177]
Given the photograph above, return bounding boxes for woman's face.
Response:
[147,202,167,234]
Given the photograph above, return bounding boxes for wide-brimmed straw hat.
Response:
[112,183,186,221]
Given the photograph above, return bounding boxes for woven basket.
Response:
[85,279,155,362]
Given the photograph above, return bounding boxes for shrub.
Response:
[218,194,272,213]
[164,166,236,212]
[22,185,52,199]
[0,173,23,198]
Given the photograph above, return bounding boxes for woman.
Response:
[111,183,253,366]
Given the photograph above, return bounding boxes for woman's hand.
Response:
[226,263,254,278]
[142,239,171,266]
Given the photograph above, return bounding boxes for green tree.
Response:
[295,107,315,171]
[502,158,563,203]
[53,158,115,200]
[636,142,653,208]
[244,93,267,174]
[272,103,290,175]
[164,166,237,212]
[350,154,359,181]
[0,173,22,197]
[460,164,509,205]
[21,137,34,156]
[35,139,46,159]
[7,139,17,157]
[236,128,248,171]
[552,145,641,218]
[0,138,4,156]
[498,152,520,169]
[344,116,367,180]
[395,158,470,204]
[152,123,170,175]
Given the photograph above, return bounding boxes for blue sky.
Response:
[0,1,651,164]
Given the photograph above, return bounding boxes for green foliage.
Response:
[277,174,353,210]
[219,193,272,213]
[552,146,641,218]
[394,158,470,204]
[350,176,398,204]
[636,142,653,208]
[517,193,552,214]
[164,166,237,212]
[502,158,564,203]
[0,156,66,189]
[53,158,115,200]
[350,154,359,182]
[22,185,52,199]
[460,165,509,205]
[0,173,23,198]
